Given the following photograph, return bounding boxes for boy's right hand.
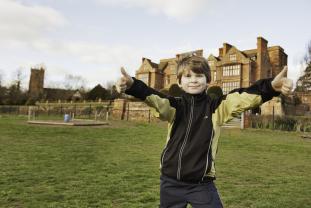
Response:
[116,67,134,93]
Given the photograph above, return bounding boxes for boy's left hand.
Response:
[271,66,293,96]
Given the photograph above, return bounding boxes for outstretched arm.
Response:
[212,66,293,125]
[116,67,178,122]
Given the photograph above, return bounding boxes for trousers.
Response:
[160,175,223,208]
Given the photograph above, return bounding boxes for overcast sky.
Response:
[0,0,310,89]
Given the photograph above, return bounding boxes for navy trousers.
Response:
[160,175,223,208]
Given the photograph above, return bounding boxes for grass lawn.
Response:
[0,116,310,208]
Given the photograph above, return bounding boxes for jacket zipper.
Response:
[177,97,194,180]
[201,129,214,181]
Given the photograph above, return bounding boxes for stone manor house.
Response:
[135,37,287,94]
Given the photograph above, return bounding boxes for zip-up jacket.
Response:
[125,77,280,183]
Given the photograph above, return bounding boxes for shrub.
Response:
[250,115,311,132]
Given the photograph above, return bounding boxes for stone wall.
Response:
[111,99,159,122]
[260,97,284,116]
[296,92,311,109]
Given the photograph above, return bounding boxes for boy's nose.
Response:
[190,77,198,82]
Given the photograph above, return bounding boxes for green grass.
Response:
[0,116,310,208]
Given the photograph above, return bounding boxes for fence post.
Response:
[127,103,130,121]
[106,110,109,121]
[47,105,50,116]
[28,106,31,121]
[89,104,92,119]
[74,104,77,117]
[241,112,244,129]
[272,106,275,130]
[106,105,110,121]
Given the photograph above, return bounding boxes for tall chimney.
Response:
[256,37,268,79]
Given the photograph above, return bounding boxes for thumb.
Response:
[274,66,287,81]
[121,67,131,78]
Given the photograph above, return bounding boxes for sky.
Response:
[0,0,310,90]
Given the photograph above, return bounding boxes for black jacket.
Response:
[125,78,279,183]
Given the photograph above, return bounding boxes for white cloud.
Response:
[0,0,145,84]
[96,0,209,21]
[23,38,146,87]
[0,0,66,44]
[0,0,214,87]
[30,39,145,69]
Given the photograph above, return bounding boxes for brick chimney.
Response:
[257,37,268,53]
[256,37,268,79]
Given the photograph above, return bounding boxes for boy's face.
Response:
[179,69,208,94]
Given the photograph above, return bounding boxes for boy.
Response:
[116,54,293,208]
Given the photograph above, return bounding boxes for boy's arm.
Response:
[116,67,178,122]
[212,66,293,125]
[126,77,178,122]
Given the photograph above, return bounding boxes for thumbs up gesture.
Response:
[271,66,293,96]
[116,67,134,93]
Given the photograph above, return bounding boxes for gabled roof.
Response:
[143,57,158,68]
[158,61,168,70]
[135,58,160,74]
[225,46,248,59]
[159,58,178,72]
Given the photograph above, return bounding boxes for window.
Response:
[208,61,214,66]
[213,71,217,81]
[166,75,170,85]
[222,81,240,94]
[222,65,240,77]
[139,73,149,84]
[229,54,237,61]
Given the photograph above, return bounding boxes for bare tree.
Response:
[303,41,311,66]
[0,69,3,87]
[296,40,311,92]
[63,74,86,90]
[12,67,26,90]
[45,80,63,89]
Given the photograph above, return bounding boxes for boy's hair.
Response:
[176,53,211,84]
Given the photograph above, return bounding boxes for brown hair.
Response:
[176,53,211,84]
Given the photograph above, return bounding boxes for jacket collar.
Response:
[181,91,207,103]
